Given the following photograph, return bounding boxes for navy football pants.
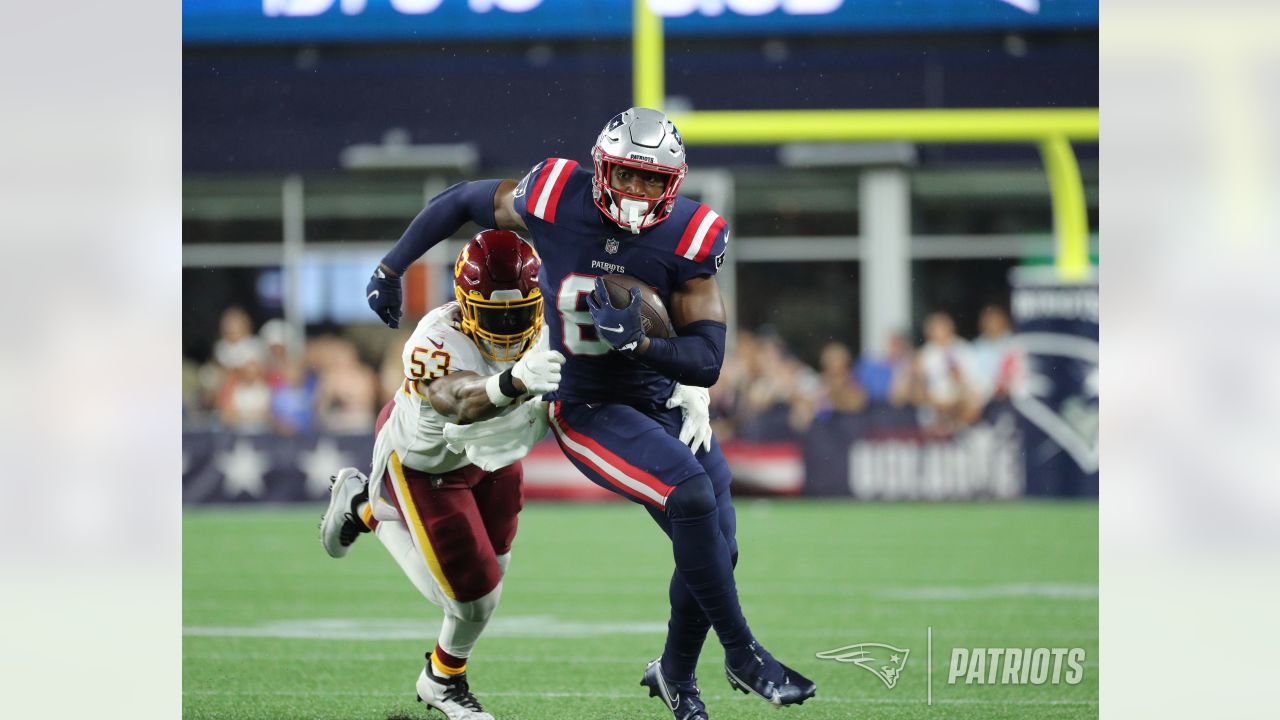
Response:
[548,400,740,680]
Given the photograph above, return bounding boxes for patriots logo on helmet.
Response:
[816,643,910,689]
[606,113,626,131]
[670,123,683,146]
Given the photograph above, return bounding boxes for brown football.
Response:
[595,274,675,339]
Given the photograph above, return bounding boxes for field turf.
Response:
[184,500,1097,719]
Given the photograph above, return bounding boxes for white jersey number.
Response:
[556,274,610,356]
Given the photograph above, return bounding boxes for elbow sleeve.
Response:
[636,320,726,387]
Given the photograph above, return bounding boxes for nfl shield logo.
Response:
[604,238,620,255]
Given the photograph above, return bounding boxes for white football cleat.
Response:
[318,467,369,559]
[416,665,495,720]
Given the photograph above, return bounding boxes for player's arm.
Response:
[367,180,526,327]
[425,349,564,424]
[586,275,727,388]
[633,276,728,387]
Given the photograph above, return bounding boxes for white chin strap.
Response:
[616,197,653,234]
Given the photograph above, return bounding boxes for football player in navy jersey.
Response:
[366,108,815,719]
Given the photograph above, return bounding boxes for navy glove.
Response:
[366,264,403,329]
[586,277,644,353]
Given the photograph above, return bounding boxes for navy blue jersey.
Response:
[512,157,729,407]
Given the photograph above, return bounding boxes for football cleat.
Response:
[416,665,494,720]
[318,467,370,559]
[724,641,817,707]
[640,658,708,720]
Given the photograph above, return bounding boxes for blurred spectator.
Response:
[182,358,203,423]
[259,318,296,388]
[213,306,264,370]
[790,340,867,431]
[855,331,914,406]
[970,304,1021,403]
[735,329,819,440]
[379,329,414,406]
[914,311,983,432]
[313,337,378,433]
[708,330,755,440]
[217,359,272,432]
[270,360,316,435]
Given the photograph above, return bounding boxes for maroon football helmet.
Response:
[453,230,543,362]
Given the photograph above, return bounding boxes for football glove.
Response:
[586,278,644,353]
[512,349,565,395]
[666,384,713,454]
[366,264,403,329]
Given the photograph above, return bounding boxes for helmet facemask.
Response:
[455,287,543,362]
[592,150,685,234]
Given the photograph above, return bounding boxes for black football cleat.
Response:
[724,641,817,707]
[640,658,709,720]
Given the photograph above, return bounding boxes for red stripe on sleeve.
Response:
[692,216,727,263]
[542,159,578,224]
[527,159,556,210]
[675,204,711,258]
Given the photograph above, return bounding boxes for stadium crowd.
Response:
[183,304,1022,439]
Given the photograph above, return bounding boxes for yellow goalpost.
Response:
[632,0,1098,281]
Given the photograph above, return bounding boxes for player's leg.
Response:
[553,401,814,708]
[470,461,524,580]
[380,454,505,720]
[548,402,753,662]
[653,436,737,683]
[319,401,399,557]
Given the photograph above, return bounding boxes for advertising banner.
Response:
[802,404,1026,499]
[182,433,803,504]
[1008,267,1099,497]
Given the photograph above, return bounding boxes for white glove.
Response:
[512,349,565,395]
[666,384,713,454]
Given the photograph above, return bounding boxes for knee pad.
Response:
[496,552,511,578]
[450,581,503,623]
[665,474,717,520]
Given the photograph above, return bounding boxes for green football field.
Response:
[184,500,1097,719]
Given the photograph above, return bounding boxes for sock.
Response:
[661,551,738,682]
[437,613,490,667]
[665,475,753,662]
[661,570,711,682]
[354,499,377,531]
[430,644,467,678]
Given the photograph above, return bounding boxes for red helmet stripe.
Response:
[531,158,578,223]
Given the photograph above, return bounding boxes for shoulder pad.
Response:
[674,203,727,263]
[524,157,580,223]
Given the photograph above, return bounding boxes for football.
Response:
[595,274,675,338]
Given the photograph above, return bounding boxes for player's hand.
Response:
[586,277,644,353]
[512,349,565,395]
[666,384,713,454]
[366,264,403,328]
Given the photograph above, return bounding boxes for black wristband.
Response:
[498,368,522,398]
